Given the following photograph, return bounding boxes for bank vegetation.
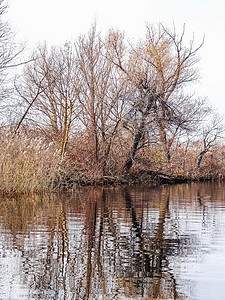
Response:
[1,1,225,194]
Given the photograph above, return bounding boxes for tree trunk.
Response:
[123,119,146,172]
[12,88,43,137]
[123,94,156,172]
[195,149,208,169]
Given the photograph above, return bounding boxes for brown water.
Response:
[1,182,225,299]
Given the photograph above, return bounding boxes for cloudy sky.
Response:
[7,0,225,115]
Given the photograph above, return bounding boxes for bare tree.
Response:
[75,24,129,175]
[15,43,80,159]
[195,112,225,169]
[108,23,204,172]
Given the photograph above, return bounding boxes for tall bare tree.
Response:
[15,43,80,159]
[75,24,129,175]
[108,24,204,172]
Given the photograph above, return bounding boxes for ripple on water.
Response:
[0,183,225,299]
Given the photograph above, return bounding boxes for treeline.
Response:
[1,1,225,193]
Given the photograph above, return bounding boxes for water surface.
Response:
[1,182,225,299]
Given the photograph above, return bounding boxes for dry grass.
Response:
[0,131,61,194]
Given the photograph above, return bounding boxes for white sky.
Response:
[7,0,225,115]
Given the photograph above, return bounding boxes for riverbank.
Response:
[53,169,222,191]
[1,131,225,196]
[1,166,223,196]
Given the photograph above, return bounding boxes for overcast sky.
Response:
[7,0,225,115]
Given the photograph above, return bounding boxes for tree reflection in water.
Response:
[0,183,224,299]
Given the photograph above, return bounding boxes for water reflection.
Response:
[1,183,225,299]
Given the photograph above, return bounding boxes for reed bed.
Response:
[0,131,61,194]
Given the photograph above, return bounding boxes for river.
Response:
[1,182,225,299]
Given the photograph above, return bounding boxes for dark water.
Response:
[1,183,225,299]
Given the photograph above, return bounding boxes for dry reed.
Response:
[0,131,61,194]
